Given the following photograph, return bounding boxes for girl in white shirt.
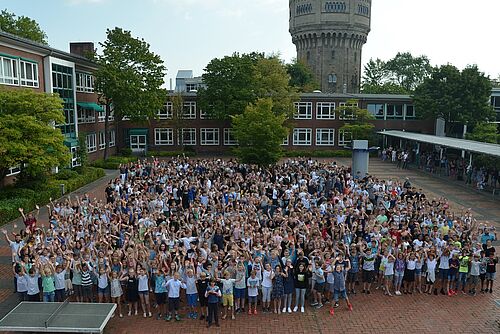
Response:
[137,267,152,318]
[383,254,395,296]
[261,263,273,313]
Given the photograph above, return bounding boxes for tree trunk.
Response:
[103,103,110,160]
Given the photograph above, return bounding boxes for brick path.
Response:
[1,161,499,333]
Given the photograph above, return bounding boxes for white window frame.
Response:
[339,102,358,120]
[71,146,80,168]
[98,110,106,122]
[200,128,220,146]
[179,128,196,146]
[338,130,352,147]
[154,128,174,145]
[19,60,39,88]
[86,133,97,153]
[316,102,336,120]
[223,128,237,146]
[183,102,197,119]
[293,128,312,146]
[405,104,415,119]
[6,165,21,177]
[158,102,173,119]
[316,128,335,146]
[294,102,313,119]
[99,131,106,150]
[0,56,19,85]
[76,72,94,93]
[77,108,96,124]
[108,130,116,147]
[282,136,289,146]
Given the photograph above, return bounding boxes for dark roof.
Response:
[0,30,96,69]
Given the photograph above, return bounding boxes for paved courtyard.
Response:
[0,159,498,333]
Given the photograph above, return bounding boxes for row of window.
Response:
[77,109,114,124]
[86,130,116,153]
[76,72,94,93]
[325,1,347,13]
[296,3,313,15]
[152,128,350,147]
[367,103,415,119]
[157,102,198,119]
[357,3,369,15]
[295,101,358,120]
[0,55,39,87]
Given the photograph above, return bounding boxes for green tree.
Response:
[0,88,70,182]
[465,122,499,144]
[77,132,88,167]
[385,52,432,92]
[414,64,494,134]
[232,98,288,166]
[286,58,319,92]
[94,27,167,159]
[198,52,296,119]
[362,82,408,94]
[0,9,48,44]
[362,58,388,87]
[338,99,375,144]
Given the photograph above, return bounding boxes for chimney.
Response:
[70,42,95,59]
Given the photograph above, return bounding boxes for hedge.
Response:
[91,156,138,169]
[283,150,353,158]
[0,167,105,225]
[146,150,197,158]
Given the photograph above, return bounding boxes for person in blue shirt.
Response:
[481,228,496,246]
[205,278,221,328]
[165,272,186,321]
[154,268,167,320]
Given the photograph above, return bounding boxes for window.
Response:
[386,104,404,119]
[405,105,415,119]
[325,1,347,13]
[183,102,196,119]
[367,103,384,119]
[186,83,197,92]
[71,147,80,168]
[155,128,174,145]
[86,133,97,153]
[179,128,196,146]
[282,136,289,146]
[98,110,106,122]
[0,56,19,85]
[328,74,337,84]
[52,64,75,137]
[316,102,336,119]
[338,130,352,147]
[99,131,106,150]
[339,101,358,120]
[6,165,21,177]
[223,128,237,146]
[200,128,219,145]
[293,128,312,146]
[76,72,94,93]
[77,108,95,124]
[109,130,116,147]
[294,102,312,119]
[158,102,173,119]
[19,60,39,87]
[316,128,335,146]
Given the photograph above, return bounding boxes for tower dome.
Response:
[289,0,371,93]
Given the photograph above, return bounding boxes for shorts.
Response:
[447,272,457,281]
[314,282,325,293]
[439,269,449,280]
[362,270,375,283]
[385,274,394,281]
[405,269,415,282]
[187,293,198,307]
[222,294,234,307]
[27,294,39,302]
[155,292,166,305]
[73,284,82,297]
[168,297,180,311]
[82,285,92,300]
[98,286,110,295]
[347,271,358,282]
[415,268,422,276]
[333,289,347,301]
[470,275,479,285]
[480,273,486,282]
[328,283,335,293]
[248,296,257,304]
[138,291,149,296]
[234,288,246,299]
[485,272,496,281]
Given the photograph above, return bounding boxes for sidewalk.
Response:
[0,169,119,318]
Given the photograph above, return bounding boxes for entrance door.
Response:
[130,135,147,154]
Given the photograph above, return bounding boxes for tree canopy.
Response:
[0,9,48,44]
[232,98,288,166]
[0,88,70,181]
[413,64,494,133]
[465,122,499,144]
[93,27,167,158]
[362,52,432,94]
[198,53,296,120]
[286,58,319,92]
[338,99,375,144]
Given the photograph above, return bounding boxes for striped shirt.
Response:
[81,270,92,286]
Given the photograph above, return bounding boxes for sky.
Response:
[4,0,500,87]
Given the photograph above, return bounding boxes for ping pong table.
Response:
[0,301,116,333]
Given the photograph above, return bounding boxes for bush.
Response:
[120,148,133,157]
[146,150,196,158]
[0,167,105,226]
[91,156,138,169]
[283,150,352,158]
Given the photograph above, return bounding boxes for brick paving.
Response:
[1,162,499,333]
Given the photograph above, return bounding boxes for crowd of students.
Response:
[4,157,498,328]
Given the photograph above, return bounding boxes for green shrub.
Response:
[147,150,196,158]
[120,148,132,157]
[283,150,352,158]
[0,167,105,226]
[91,157,137,169]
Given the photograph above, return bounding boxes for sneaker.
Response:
[253,309,258,315]
[282,307,286,313]
[192,313,197,319]
[440,289,446,295]
[310,302,319,307]
[143,312,147,318]
[329,307,334,316]
[148,312,152,318]
[366,290,370,295]
[128,311,131,316]
[287,307,292,313]
[156,313,162,320]
[315,303,323,309]
[300,306,305,313]
[447,291,452,296]
[248,309,252,315]
[119,314,123,318]
[293,306,298,312]
[231,314,235,320]
[134,310,138,316]
[165,315,172,322]
[175,314,181,321]
[334,302,339,308]
[489,289,493,293]
[348,303,353,312]
[352,290,357,295]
